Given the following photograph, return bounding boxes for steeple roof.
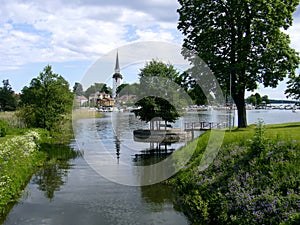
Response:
[113,51,123,79]
[115,51,120,74]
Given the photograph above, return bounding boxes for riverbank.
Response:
[0,111,78,222]
[0,130,46,219]
[169,121,300,224]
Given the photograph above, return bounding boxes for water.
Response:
[2,110,299,225]
[246,109,300,125]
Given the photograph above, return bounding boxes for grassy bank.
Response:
[0,130,46,218]
[170,121,300,225]
[72,108,104,120]
[0,111,77,221]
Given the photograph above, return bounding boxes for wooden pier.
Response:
[184,122,227,131]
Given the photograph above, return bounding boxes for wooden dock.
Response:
[184,122,227,131]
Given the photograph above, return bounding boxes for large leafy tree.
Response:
[19,65,73,131]
[0,79,17,111]
[286,74,300,99]
[178,0,300,127]
[132,60,189,128]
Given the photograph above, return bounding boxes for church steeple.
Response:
[112,51,123,99]
[115,51,120,74]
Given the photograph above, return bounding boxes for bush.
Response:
[0,119,8,137]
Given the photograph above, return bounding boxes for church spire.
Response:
[112,51,123,99]
[115,51,120,74]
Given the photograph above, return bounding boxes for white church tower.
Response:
[112,51,123,99]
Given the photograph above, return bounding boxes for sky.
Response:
[0,0,300,100]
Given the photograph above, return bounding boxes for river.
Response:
[2,109,299,225]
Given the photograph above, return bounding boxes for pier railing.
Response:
[184,121,227,131]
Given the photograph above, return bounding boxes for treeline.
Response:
[73,82,111,98]
[0,65,73,132]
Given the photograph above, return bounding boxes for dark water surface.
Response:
[2,110,299,225]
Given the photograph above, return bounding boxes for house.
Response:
[75,95,88,107]
[89,92,115,108]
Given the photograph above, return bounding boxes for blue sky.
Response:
[0,0,300,100]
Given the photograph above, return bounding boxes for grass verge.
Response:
[169,121,300,225]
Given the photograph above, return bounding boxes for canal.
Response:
[2,110,299,225]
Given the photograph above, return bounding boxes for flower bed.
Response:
[0,130,45,216]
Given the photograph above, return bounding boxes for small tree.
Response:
[0,80,17,111]
[132,60,187,129]
[73,82,84,96]
[246,95,257,106]
[262,95,270,105]
[19,65,73,131]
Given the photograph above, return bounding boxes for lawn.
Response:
[170,121,300,225]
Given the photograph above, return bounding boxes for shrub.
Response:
[0,119,8,137]
[250,119,268,156]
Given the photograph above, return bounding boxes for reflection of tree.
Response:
[33,161,70,200]
[32,144,81,200]
[133,142,174,166]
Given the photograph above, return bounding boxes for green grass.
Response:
[72,109,104,120]
[170,122,300,225]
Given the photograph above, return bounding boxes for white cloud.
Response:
[0,0,181,70]
[0,0,299,101]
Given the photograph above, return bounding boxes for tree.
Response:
[254,93,262,106]
[73,82,84,96]
[246,93,268,107]
[84,83,111,98]
[177,0,300,127]
[19,65,73,131]
[176,71,207,105]
[262,95,270,105]
[246,95,257,106]
[132,60,189,128]
[0,79,17,111]
[286,74,300,100]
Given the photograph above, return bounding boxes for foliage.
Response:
[132,59,190,126]
[0,80,17,111]
[0,130,45,217]
[171,122,300,224]
[246,93,269,107]
[72,82,84,96]
[84,83,111,98]
[0,119,8,137]
[286,74,300,100]
[177,0,300,127]
[176,71,207,105]
[133,96,180,124]
[19,65,74,131]
[0,112,26,129]
[117,83,140,97]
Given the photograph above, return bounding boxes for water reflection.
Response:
[133,142,175,166]
[141,183,177,206]
[32,143,81,200]
[114,135,121,164]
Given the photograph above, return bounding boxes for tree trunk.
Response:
[233,90,247,128]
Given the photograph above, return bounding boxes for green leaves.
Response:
[285,74,300,100]
[19,65,73,131]
[177,0,300,127]
[132,59,188,125]
[0,80,17,111]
